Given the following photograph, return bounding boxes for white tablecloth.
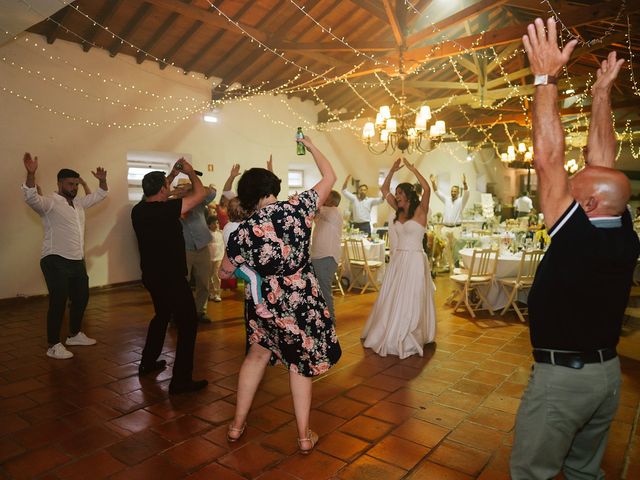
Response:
[459,248,532,311]
[342,239,386,288]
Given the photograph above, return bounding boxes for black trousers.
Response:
[40,255,89,345]
[351,221,371,235]
[141,274,198,384]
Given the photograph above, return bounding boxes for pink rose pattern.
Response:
[227,189,342,377]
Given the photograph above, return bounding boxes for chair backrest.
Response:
[345,238,368,264]
[468,248,498,277]
[381,231,390,249]
[517,249,544,281]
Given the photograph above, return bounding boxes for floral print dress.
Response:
[227,189,341,377]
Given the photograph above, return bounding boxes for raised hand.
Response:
[297,134,314,149]
[174,157,193,175]
[23,152,38,173]
[267,155,273,172]
[522,17,578,76]
[592,51,625,95]
[91,167,107,181]
[230,163,241,178]
[429,174,436,183]
[401,157,415,172]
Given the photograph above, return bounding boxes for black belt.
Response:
[443,223,462,227]
[532,348,617,369]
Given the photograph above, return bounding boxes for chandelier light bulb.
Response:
[379,105,391,120]
[419,105,431,120]
[362,122,375,139]
[435,120,446,135]
[518,142,526,153]
[415,115,427,131]
[386,118,397,133]
[380,129,389,142]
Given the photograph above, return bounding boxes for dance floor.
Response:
[1,277,639,479]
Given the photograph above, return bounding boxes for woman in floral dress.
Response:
[219,136,340,453]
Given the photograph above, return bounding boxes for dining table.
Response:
[458,247,542,311]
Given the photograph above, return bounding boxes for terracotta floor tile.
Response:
[363,399,415,425]
[191,399,236,424]
[384,387,435,409]
[465,369,508,385]
[463,343,501,354]
[162,436,226,470]
[481,393,522,415]
[408,376,452,395]
[255,469,302,480]
[367,435,430,470]
[0,438,26,463]
[249,404,295,432]
[0,378,44,397]
[392,417,450,447]
[448,421,506,452]
[494,381,526,398]
[0,394,38,414]
[344,385,389,405]
[108,408,164,434]
[19,400,79,423]
[337,454,406,480]
[107,429,172,465]
[309,409,348,437]
[437,390,485,412]
[278,449,347,480]
[406,460,475,480]
[317,430,370,461]
[0,413,30,436]
[413,402,468,428]
[189,463,247,480]
[437,359,480,373]
[59,424,120,456]
[363,373,407,392]
[477,469,512,480]
[108,455,187,480]
[467,407,516,432]
[54,450,125,480]
[3,445,71,480]
[319,395,370,419]
[151,414,210,443]
[259,423,303,455]
[429,440,492,476]
[382,364,422,380]
[451,378,497,397]
[14,418,77,449]
[339,415,394,441]
[217,442,284,477]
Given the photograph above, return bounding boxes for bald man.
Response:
[510,19,640,480]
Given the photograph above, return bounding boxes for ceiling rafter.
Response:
[44,7,73,44]
[81,0,124,53]
[108,2,153,57]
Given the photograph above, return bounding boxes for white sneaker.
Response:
[47,343,74,359]
[65,332,97,346]
[213,295,221,302]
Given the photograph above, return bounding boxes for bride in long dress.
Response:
[361,158,436,358]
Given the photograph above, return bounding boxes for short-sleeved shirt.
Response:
[311,206,343,262]
[131,199,186,278]
[434,189,469,225]
[227,189,341,377]
[528,201,640,351]
[181,190,216,251]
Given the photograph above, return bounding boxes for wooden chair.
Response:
[345,238,384,294]
[332,243,345,297]
[499,249,544,322]
[449,248,498,318]
[380,230,391,262]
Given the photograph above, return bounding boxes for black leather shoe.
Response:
[138,360,167,376]
[169,379,208,395]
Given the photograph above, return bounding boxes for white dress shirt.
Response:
[311,206,343,262]
[435,189,469,225]
[342,189,384,223]
[514,195,533,214]
[22,185,108,260]
[208,230,224,262]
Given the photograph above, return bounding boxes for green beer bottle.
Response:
[296,127,306,155]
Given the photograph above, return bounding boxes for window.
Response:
[127,151,190,201]
[288,169,304,188]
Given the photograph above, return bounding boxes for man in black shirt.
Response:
[131,158,208,394]
[511,19,640,479]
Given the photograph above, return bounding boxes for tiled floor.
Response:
[1,276,639,479]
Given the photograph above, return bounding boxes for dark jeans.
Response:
[40,255,89,345]
[351,221,371,235]
[142,274,198,384]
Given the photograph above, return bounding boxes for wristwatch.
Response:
[533,74,558,86]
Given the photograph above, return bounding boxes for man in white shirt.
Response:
[311,190,343,320]
[514,191,533,217]
[22,153,108,360]
[430,174,469,270]
[342,174,383,235]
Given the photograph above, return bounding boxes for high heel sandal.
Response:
[297,429,318,455]
[226,422,246,443]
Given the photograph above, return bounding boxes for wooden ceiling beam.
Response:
[382,0,404,47]
[348,0,388,23]
[109,2,153,57]
[485,41,520,75]
[404,80,478,90]
[406,0,508,47]
[136,2,186,64]
[159,20,203,70]
[44,6,73,44]
[144,0,267,42]
[272,40,396,52]
[82,0,124,52]
[403,1,640,63]
[183,0,245,73]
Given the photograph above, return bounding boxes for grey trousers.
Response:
[510,358,621,480]
[311,256,338,320]
[186,245,211,316]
